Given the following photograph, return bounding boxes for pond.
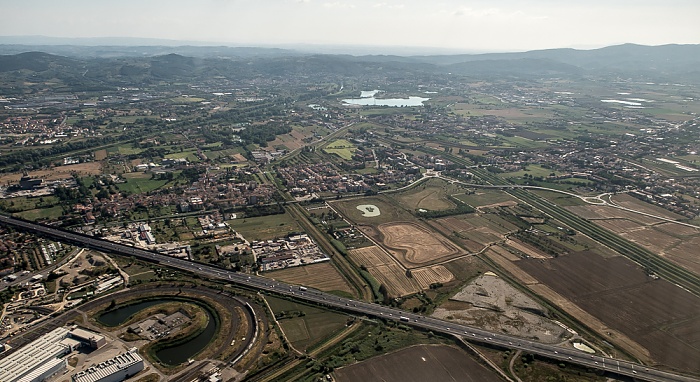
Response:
[356,204,381,217]
[342,96,430,107]
[97,298,219,366]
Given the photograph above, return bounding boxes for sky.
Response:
[1,0,699,53]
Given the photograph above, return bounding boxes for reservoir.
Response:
[344,90,429,107]
[98,298,218,366]
[343,96,430,107]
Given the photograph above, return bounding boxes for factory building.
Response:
[72,348,144,382]
[0,327,71,382]
[68,327,107,349]
[0,326,110,382]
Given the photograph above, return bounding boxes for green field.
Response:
[110,144,144,155]
[503,164,562,179]
[331,196,414,226]
[0,195,60,212]
[15,205,65,221]
[117,173,170,194]
[227,213,302,241]
[164,150,198,161]
[452,190,518,207]
[265,296,348,351]
[323,139,356,160]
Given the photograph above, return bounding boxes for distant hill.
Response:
[0,51,79,72]
[0,43,698,86]
[402,43,700,80]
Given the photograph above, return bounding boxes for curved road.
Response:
[0,214,697,382]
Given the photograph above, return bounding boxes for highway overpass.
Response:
[0,214,697,382]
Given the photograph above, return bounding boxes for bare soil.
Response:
[378,222,463,267]
[432,273,568,343]
[517,252,700,373]
[265,262,354,295]
[333,345,503,382]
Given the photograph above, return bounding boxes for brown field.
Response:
[395,178,457,211]
[665,236,700,274]
[430,215,510,252]
[0,162,102,183]
[485,246,651,361]
[411,266,454,289]
[94,149,107,160]
[348,245,393,268]
[567,207,700,274]
[231,153,247,163]
[655,222,700,237]
[566,205,663,225]
[333,345,503,382]
[477,200,518,209]
[619,227,681,254]
[484,247,540,285]
[593,218,645,233]
[517,252,700,373]
[266,128,312,151]
[348,246,419,296]
[504,238,551,259]
[378,222,463,267]
[610,194,687,220]
[265,262,354,295]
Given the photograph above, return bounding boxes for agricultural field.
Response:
[0,162,102,184]
[333,345,503,382]
[376,222,464,267]
[609,193,688,220]
[432,273,569,343]
[117,172,171,194]
[410,266,454,289]
[394,178,462,211]
[503,164,562,179]
[227,213,302,241]
[14,205,64,221]
[565,201,700,274]
[330,196,414,225]
[266,126,321,151]
[265,296,349,351]
[450,102,555,124]
[516,251,700,373]
[322,139,356,160]
[348,246,420,297]
[452,189,518,208]
[264,262,355,296]
[429,213,517,252]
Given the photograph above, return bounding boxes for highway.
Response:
[0,214,697,382]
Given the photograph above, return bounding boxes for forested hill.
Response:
[0,43,698,91]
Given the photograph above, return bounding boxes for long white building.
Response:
[72,348,144,382]
[0,327,72,382]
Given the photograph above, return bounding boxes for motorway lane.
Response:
[0,215,697,382]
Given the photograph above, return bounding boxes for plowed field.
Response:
[378,222,463,267]
[517,252,700,373]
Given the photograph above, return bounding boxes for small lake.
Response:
[98,298,218,366]
[357,204,381,217]
[98,300,163,327]
[343,96,430,107]
[155,307,217,366]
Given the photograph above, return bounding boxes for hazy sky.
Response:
[1,0,698,52]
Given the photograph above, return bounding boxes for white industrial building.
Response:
[0,327,72,382]
[72,348,144,382]
[0,326,111,382]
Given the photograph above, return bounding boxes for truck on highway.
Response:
[299,286,308,291]
[400,316,409,322]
